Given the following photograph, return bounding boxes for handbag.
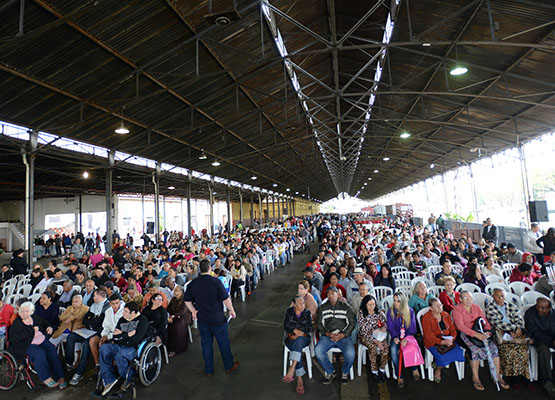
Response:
[468,318,490,348]
[435,343,456,354]
[402,336,424,367]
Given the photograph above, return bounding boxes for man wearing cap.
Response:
[315,286,356,385]
[304,266,323,293]
[503,243,524,264]
[345,267,372,300]
[10,249,28,276]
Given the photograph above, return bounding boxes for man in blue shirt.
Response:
[184,259,239,376]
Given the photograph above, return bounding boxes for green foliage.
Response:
[444,211,474,227]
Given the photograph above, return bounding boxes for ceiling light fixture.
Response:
[272,183,278,187]
[373,169,379,173]
[368,177,372,180]
[450,46,468,76]
[168,186,175,190]
[422,42,432,47]
[286,188,290,191]
[251,175,257,180]
[295,191,299,194]
[211,159,221,167]
[430,163,435,169]
[82,171,89,179]
[383,157,390,161]
[115,120,129,135]
[199,149,207,160]
[400,132,411,138]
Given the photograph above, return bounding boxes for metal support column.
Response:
[272,196,276,219]
[266,195,269,222]
[258,193,262,221]
[518,144,532,225]
[468,164,480,223]
[106,149,115,253]
[153,162,161,243]
[187,171,192,238]
[23,130,37,266]
[141,192,145,235]
[441,173,449,212]
[226,186,231,232]
[250,192,254,226]
[239,189,244,226]
[209,177,215,237]
[78,192,83,234]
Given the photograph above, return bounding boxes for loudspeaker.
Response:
[529,200,549,222]
[146,222,155,234]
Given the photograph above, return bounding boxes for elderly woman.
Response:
[167,285,192,356]
[8,302,66,389]
[421,297,465,383]
[485,288,530,383]
[50,294,88,347]
[358,295,389,379]
[283,295,313,395]
[452,290,509,391]
[408,282,434,314]
[439,276,460,313]
[387,292,420,388]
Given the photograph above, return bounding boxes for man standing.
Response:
[482,218,498,244]
[525,223,544,265]
[315,286,355,385]
[184,259,239,376]
[525,298,555,397]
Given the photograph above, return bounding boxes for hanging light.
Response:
[251,175,257,180]
[286,188,290,191]
[430,163,435,169]
[368,177,372,180]
[272,183,278,187]
[82,171,89,179]
[373,169,379,173]
[168,186,175,190]
[450,46,468,76]
[199,149,207,160]
[211,159,221,167]
[115,120,129,134]
[383,157,390,161]
[400,132,411,138]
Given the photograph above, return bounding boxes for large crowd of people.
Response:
[1,213,555,398]
[0,218,313,395]
[283,215,555,397]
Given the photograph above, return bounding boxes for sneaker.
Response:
[341,373,349,385]
[322,372,336,385]
[69,374,83,386]
[102,379,119,396]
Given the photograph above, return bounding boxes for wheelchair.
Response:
[0,324,37,391]
[94,336,167,399]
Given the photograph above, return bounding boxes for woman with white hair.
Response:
[8,301,66,389]
[408,281,433,314]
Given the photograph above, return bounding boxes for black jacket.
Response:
[482,225,498,242]
[112,314,149,348]
[83,300,110,332]
[8,315,51,362]
[142,306,168,344]
[525,306,555,347]
[10,257,28,276]
[283,307,313,336]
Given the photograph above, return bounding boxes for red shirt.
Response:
[0,303,14,328]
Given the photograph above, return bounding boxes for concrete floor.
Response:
[6,251,554,400]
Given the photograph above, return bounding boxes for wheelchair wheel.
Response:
[138,343,161,386]
[0,351,18,390]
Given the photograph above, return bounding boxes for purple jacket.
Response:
[386,308,417,339]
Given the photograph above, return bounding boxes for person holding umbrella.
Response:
[452,290,509,391]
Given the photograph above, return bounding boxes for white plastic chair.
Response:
[32,285,46,295]
[326,348,354,380]
[504,292,523,309]
[391,267,408,275]
[283,344,313,379]
[428,285,445,297]
[416,307,464,382]
[357,343,390,377]
[16,283,32,297]
[1,283,16,298]
[373,286,393,305]
[502,263,518,272]
[509,281,532,297]
[486,275,504,284]
[427,266,443,283]
[456,283,481,293]
[381,294,394,311]
[521,291,550,306]
[29,293,41,304]
[502,269,513,282]
[393,271,416,282]
[485,282,509,296]
[396,286,412,298]
[472,293,493,313]
[411,277,430,289]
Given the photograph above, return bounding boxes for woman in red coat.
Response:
[438,276,460,313]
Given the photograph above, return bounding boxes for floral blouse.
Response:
[358,309,387,342]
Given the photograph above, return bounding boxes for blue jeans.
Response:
[66,332,97,375]
[27,339,64,382]
[198,321,234,374]
[99,343,136,385]
[390,340,416,377]
[285,336,310,377]
[314,335,355,375]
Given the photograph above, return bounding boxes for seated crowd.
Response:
[283,215,555,397]
[0,217,314,395]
